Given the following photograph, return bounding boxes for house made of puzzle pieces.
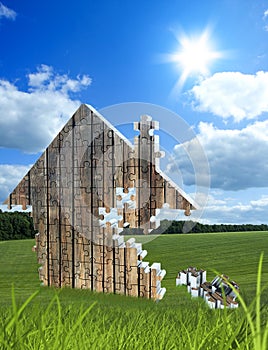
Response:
[4,104,197,301]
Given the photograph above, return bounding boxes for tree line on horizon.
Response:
[0,210,37,241]
[152,220,268,234]
[0,211,267,241]
[123,219,268,235]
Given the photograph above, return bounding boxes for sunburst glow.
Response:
[168,28,222,90]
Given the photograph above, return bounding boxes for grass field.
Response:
[0,232,268,349]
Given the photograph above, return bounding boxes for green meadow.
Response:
[0,231,268,349]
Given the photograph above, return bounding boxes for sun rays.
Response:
[165,28,223,92]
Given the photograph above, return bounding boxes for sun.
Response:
[175,33,218,75]
[168,28,222,90]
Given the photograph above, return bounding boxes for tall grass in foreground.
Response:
[0,255,267,350]
[225,253,268,350]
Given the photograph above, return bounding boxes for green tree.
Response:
[0,210,37,241]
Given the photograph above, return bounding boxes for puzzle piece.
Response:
[116,187,136,209]
[153,135,165,168]
[134,115,159,138]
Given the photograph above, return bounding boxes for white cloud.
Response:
[167,120,268,191]
[0,2,16,20]
[0,65,91,153]
[190,71,268,122]
[0,164,31,202]
[250,195,268,207]
[191,191,268,224]
[263,10,268,31]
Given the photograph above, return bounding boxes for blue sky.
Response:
[1,0,268,224]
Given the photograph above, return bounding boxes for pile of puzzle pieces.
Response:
[176,267,239,309]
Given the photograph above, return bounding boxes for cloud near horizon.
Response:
[0,65,91,153]
[193,192,268,224]
[0,2,16,20]
[167,120,268,191]
[190,71,268,122]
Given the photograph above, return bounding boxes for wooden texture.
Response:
[6,104,196,300]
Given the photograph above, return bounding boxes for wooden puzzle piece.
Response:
[134,115,159,138]
[150,263,166,300]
